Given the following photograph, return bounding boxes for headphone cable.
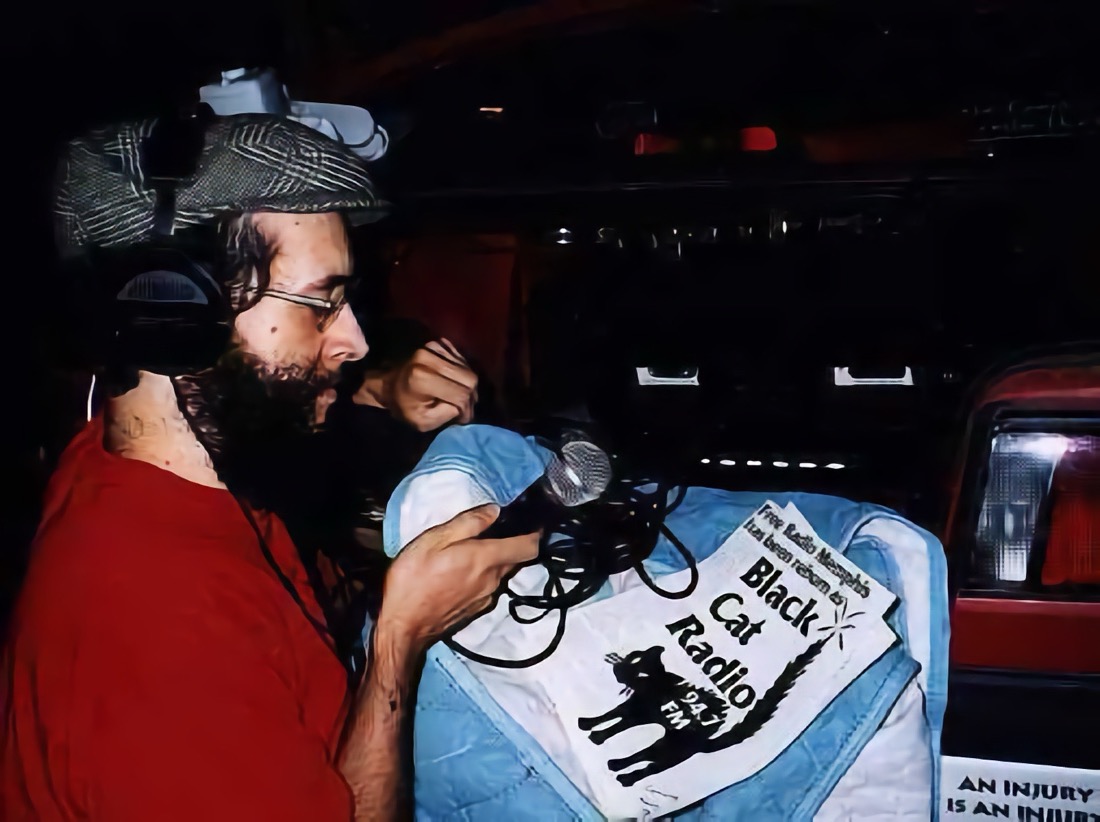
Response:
[170,379,339,661]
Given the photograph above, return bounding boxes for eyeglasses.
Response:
[246,283,350,332]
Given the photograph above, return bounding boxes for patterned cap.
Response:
[54,112,389,257]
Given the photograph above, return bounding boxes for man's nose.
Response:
[322,303,369,365]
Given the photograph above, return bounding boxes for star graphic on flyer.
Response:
[817,597,865,651]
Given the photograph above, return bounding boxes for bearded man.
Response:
[2,112,536,821]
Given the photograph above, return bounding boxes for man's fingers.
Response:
[412,401,462,432]
[427,503,501,545]
[407,369,475,411]
[424,340,465,368]
[435,340,478,409]
[453,390,475,425]
[438,338,469,366]
[480,531,541,569]
[415,348,478,391]
[407,345,478,428]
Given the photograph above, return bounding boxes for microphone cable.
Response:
[445,476,697,669]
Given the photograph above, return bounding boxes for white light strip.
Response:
[635,367,701,387]
[702,457,850,469]
[86,373,97,422]
[834,366,914,387]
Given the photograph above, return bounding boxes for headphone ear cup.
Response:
[101,246,232,375]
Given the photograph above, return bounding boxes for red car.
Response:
[944,350,1100,770]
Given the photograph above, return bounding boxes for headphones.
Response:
[86,103,233,377]
[91,242,232,376]
[68,104,361,678]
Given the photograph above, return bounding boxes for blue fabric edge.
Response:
[383,437,553,558]
[429,644,604,821]
[845,511,951,822]
[792,652,922,821]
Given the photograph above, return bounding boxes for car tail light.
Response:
[974,433,1069,582]
[971,431,1099,587]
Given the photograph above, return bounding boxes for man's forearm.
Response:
[338,622,421,821]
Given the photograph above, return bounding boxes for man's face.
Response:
[173,211,369,512]
[233,211,369,426]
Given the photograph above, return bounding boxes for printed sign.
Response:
[942,756,1100,821]
[527,501,901,819]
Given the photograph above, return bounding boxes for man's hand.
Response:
[339,505,537,821]
[378,504,539,650]
[354,338,479,433]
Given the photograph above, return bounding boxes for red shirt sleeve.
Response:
[65,544,354,821]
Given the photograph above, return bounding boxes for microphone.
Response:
[480,434,613,542]
[446,432,698,669]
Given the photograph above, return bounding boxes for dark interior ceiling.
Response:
[30,1,1100,125]
[351,9,1098,211]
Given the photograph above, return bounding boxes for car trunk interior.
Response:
[355,187,1100,530]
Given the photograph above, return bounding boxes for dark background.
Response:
[7,0,1100,625]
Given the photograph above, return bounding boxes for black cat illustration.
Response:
[578,639,826,786]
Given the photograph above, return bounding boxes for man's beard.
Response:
[172,348,338,513]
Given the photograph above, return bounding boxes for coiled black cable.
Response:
[445,477,696,669]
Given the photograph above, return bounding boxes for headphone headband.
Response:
[141,103,217,237]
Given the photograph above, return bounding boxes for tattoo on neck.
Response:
[124,416,144,439]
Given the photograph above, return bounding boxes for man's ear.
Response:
[219,213,271,314]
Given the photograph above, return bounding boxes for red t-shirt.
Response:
[2,419,354,820]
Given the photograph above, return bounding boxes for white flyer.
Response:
[524,500,902,819]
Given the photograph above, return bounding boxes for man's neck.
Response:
[104,371,226,489]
